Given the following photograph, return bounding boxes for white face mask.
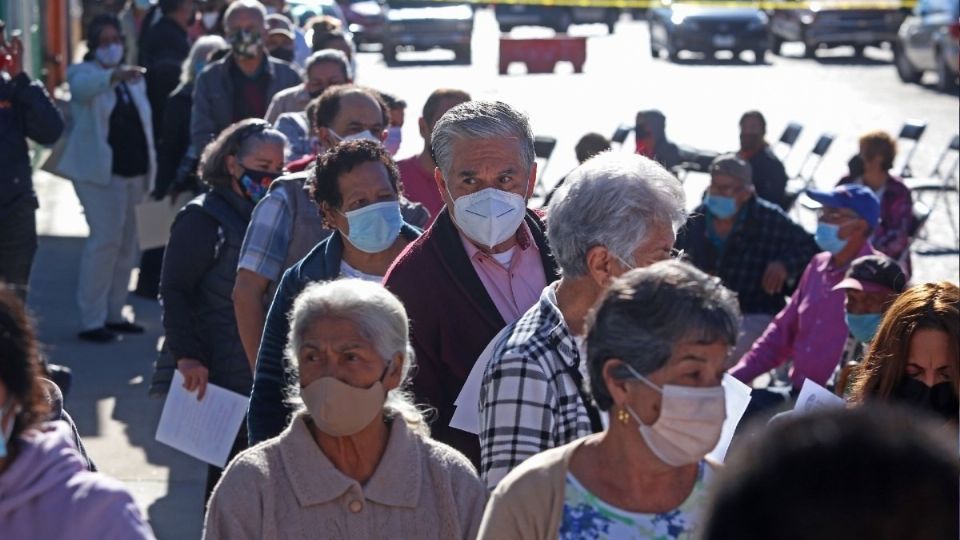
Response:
[95,43,124,68]
[448,186,527,249]
[328,128,380,145]
[623,365,726,467]
[384,126,402,155]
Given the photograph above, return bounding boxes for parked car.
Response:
[648,2,770,63]
[336,0,387,45]
[287,0,350,30]
[382,0,474,64]
[894,0,960,91]
[494,5,620,34]
[768,0,905,57]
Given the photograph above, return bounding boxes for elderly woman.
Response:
[850,281,958,423]
[838,130,915,269]
[479,260,741,540]
[479,151,686,489]
[159,119,286,499]
[204,280,486,539]
[54,13,156,342]
[247,139,422,445]
[0,287,154,539]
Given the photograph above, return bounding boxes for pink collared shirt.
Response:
[459,223,547,323]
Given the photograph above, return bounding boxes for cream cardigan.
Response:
[203,413,487,540]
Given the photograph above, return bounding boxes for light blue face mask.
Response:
[815,222,848,254]
[845,312,883,343]
[341,201,403,253]
[0,402,19,459]
[705,194,738,219]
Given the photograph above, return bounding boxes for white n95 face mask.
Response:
[449,187,527,249]
[623,365,726,467]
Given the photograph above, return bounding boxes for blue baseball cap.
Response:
[806,184,880,229]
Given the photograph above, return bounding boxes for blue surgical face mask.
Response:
[705,194,738,219]
[845,312,883,343]
[341,200,403,253]
[815,222,848,254]
[0,401,20,459]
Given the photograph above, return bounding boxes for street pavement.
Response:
[26,8,959,540]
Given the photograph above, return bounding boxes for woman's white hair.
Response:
[547,151,686,278]
[180,35,228,86]
[284,279,428,435]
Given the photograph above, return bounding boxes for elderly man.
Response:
[383,101,560,466]
[738,110,789,209]
[234,84,427,372]
[731,184,883,391]
[190,0,301,156]
[479,151,685,489]
[676,154,819,363]
[395,88,472,218]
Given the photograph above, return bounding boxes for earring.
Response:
[617,408,630,425]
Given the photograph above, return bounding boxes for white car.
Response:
[894,0,960,92]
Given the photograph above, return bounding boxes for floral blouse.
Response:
[559,461,712,540]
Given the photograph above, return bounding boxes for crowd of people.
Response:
[0,1,957,539]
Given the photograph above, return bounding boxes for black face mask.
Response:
[892,377,959,421]
[740,133,763,152]
[269,47,295,63]
[848,154,865,178]
[635,126,651,139]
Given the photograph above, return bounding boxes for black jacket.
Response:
[0,72,64,214]
[747,146,789,210]
[154,82,194,198]
[160,188,255,395]
[141,16,190,145]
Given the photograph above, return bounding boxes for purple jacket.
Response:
[0,422,154,540]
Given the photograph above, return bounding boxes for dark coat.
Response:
[747,146,789,210]
[140,16,190,144]
[0,72,64,215]
[382,209,559,467]
[154,82,194,198]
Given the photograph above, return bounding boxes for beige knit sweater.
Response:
[203,413,487,540]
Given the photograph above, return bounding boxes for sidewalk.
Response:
[28,171,207,540]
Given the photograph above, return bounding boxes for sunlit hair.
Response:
[198,119,287,189]
[850,281,959,404]
[283,280,428,435]
[859,130,898,172]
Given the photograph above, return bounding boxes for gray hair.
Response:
[284,279,428,435]
[305,49,353,80]
[548,152,686,278]
[223,0,267,30]
[585,260,741,411]
[180,35,228,86]
[431,100,535,183]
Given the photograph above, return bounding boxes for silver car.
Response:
[894,0,960,92]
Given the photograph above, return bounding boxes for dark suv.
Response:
[494,5,619,34]
[648,2,770,62]
[768,0,906,57]
[382,0,474,64]
[894,0,960,91]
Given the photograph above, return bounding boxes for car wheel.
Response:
[454,44,472,65]
[553,11,572,34]
[649,34,661,58]
[852,44,865,57]
[383,46,397,65]
[803,41,817,58]
[498,22,512,34]
[753,48,767,64]
[667,40,680,62]
[606,11,618,34]
[769,32,784,55]
[936,48,959,92]
[893,43,921,83]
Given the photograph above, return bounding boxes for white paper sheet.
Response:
[155,371,248,467]
[706,374,753,464]
[793,378,845,415]
[450,326,514,434]
[135,194,190,250]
